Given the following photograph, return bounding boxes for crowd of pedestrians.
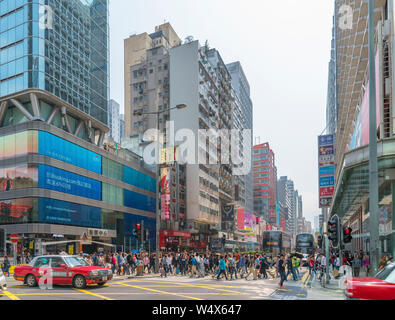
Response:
[74,250,308,289]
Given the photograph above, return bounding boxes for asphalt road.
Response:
[0,268,345,301]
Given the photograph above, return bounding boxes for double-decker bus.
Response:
[295,233,315,255]
[262,231,292,256]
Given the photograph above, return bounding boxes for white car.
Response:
[0,268,7,291]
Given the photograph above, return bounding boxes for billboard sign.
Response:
[318,135,335,208]
[319,176,335,187]
[319,145,334,156]
[319,166,335,176]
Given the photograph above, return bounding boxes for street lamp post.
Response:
[134,104,187,273]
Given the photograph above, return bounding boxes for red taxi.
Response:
[345,262,395,300]
[13,255,112,289]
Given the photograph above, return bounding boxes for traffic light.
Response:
[328,216,339,247]
[135,224,141,242]
[343,227,353,244]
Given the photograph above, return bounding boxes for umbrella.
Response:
[290,252,304,259]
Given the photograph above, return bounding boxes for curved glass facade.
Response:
[0,0,109,125]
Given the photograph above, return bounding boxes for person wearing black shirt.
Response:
[278,254,286,289]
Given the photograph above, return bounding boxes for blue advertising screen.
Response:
[38,198,101,228]
[38,131,102,174]
[38,165,102,201]
[124,189,155,213]
[124,165,155,193]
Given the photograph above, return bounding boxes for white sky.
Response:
[109,0,335,226]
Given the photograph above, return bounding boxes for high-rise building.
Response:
[298,195,303,219]
[123,23,181,138]
[253,143,277,225]
[227,62,253,215]
[277,176,294,234]
[108,99,121,143]
[328,0,395,259]
[0,0,160,254]
[0,0,110,124]
[326,10,337,136]
[170,40,236,247]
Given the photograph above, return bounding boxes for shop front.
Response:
[330,139,395,260]
[159,230,191,252]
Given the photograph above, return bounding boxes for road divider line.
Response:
[74,289,114,300]
[120,283,204,300]
[2,290,20,300]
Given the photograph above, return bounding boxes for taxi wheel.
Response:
[72,275,87,289]
[97,282,105,286]
[26,274,37,287]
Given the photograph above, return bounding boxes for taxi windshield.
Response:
[64,257,90,267]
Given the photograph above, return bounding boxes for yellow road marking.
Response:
[74,289,114,300]
[119,283,203,300]
[2,290,20,300]
[164,282,246,295]
[110,279,247,295]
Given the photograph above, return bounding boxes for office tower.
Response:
[0,0,110,124]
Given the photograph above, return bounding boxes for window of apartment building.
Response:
[159,105,162,111]
[152,48,158,55]
[164,104,168,109]
[164,64,168,70]
[150,69,153,74]
[159,59,162,63]
[133,71,138,79]
[158,66,162,71]
[158,79,162,85]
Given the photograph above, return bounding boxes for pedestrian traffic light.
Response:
[343,227,353,244]
[328,216,339,248]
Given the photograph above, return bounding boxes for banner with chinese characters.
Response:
[318,135,335,208]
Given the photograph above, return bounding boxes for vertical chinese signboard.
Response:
[160,167,171,220]
[318,135,335,208]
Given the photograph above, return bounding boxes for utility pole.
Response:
[368,0,380,276]
[325,235,330,285]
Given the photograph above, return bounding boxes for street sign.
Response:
[10,233,19,243]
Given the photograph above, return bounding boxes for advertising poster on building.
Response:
[160,194,170,221]
[318,134,335,208]
[160,167,171,193]
[237,209,245,231]
[221,204,235,232]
